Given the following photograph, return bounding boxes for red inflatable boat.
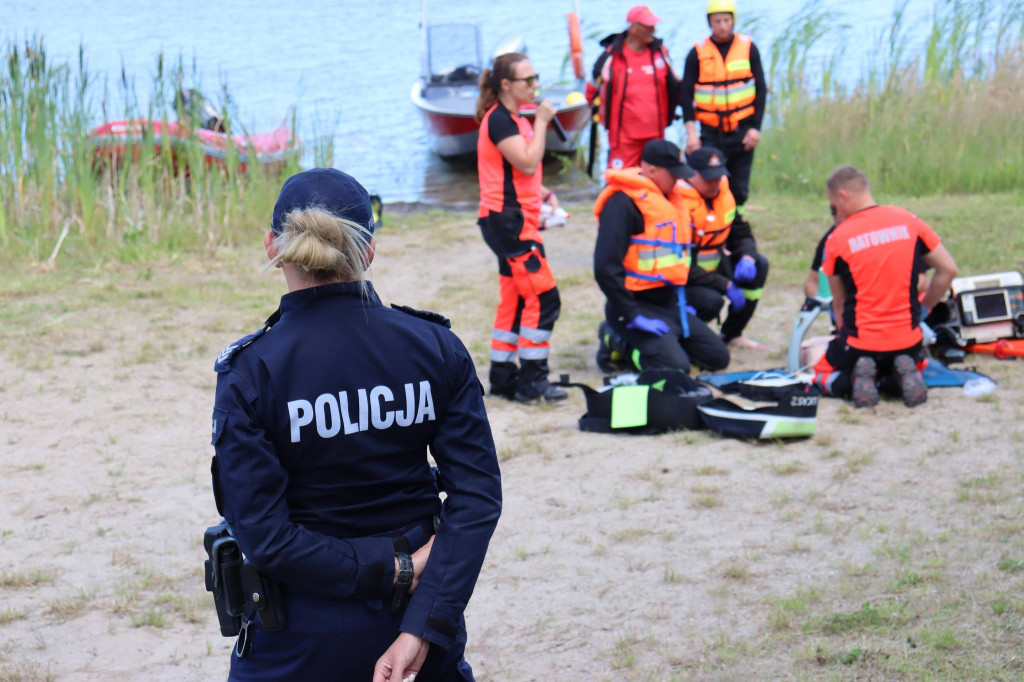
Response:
[89,91,300,173]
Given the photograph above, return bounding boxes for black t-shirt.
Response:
[488,103,520,145]
[811,224,837,272]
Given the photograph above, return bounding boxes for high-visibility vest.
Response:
[679,177,736,271]
[594,169,692,291]
[693,34,756,133]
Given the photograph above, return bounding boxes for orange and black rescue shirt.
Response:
[822,205,941,352]
[477,102,542,240]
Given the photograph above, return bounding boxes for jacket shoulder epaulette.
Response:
[391,304,451,329]
[214,309,281,373]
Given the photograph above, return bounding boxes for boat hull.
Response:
[88,119,301,173]
[411,81,589,158]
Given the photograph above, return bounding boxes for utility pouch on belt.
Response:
[203,520,247,637]
[240,560,287,632]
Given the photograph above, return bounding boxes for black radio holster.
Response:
[203,520,247,637]
[204,520,288,638]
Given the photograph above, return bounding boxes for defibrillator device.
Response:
[947,271,1024,344]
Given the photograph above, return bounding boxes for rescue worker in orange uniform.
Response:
[682,146,769,349]
[475,52,568,403]
[680,0,766,232]
[593,140,729,374]
[813,166,959,408]
[587,5,680,170]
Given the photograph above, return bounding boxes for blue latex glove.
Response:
[686,305,697,316]
[626,314,670,337]
[733,255,757,284]
[725,283,747,311]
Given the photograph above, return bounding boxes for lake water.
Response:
[5,0,937,203]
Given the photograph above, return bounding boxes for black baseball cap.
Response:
[641,139,695,179]
[271,168,375,235]
[686,147,729,180]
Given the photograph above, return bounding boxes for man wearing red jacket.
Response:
[587,5,680,170]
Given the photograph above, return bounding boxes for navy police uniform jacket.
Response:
[211,281,502,651]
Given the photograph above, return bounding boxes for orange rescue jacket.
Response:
[693,34,756,133]
[679,177,736,271]
[594,169,692,291]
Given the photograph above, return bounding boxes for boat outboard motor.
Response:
[176,88,225,132]
[492,36,527,60]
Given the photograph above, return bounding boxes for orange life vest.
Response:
[693,34,756,133]
[594,169,692,291]
[679,177,736,271]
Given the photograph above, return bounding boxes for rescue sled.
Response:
[411,6,590,157]
[89,90,300,173]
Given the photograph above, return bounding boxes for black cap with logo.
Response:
[686,147,730,180]
[641,139,695,179]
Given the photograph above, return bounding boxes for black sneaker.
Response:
[596,343,617,374]
[514,384,568,403]
[893,354,927,407]
[851,356,879,408]
[487,388,518,401]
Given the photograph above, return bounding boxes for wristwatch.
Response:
[391,552,413,612]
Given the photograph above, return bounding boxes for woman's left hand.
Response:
[373,633,430,682]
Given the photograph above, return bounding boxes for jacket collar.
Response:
[279,281,381,318]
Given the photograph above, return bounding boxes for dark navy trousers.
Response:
[228,525,475,681]
[228,593,474,681]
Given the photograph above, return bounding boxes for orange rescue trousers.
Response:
[491,246,561,364]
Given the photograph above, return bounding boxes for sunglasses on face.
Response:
[509,74,540,86]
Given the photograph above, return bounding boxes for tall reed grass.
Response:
[757,0,1024,195]
[0,38,301,264]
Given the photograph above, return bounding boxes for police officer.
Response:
[211,168,502,681]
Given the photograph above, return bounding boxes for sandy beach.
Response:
[2,200,1023,681]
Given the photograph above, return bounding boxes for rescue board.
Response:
[698,359,992,391]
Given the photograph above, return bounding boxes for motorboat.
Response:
[411,13,589,158]
[89,89,300,173]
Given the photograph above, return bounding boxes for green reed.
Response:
[0,37,301,264]
[757,0,1024,196]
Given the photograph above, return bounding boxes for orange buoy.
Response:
[568,12,584,80]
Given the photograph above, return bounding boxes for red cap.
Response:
[626,5,660,27]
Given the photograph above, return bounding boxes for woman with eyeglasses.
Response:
[474,52,567,403]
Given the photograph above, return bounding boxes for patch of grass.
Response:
[770,460,808,475]
[721,561,749,582]
[46,588,95,620]
[154,592,204,624]
[130,607,169,629]
[610,527,653,543]
[0,568,56,588]
[694,495,721,509]
[817,601,908,636]
[663,567,686,584]
[693,465,729,476]
[0,607,28,624]
[997,558,1024,573]
[610,632,639,670]
[896,571,923,588]
[918,627,962,651]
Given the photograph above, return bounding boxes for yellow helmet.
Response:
[706,0,736,17]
